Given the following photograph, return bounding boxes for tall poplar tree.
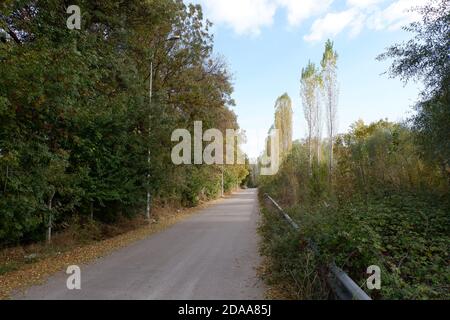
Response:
[321,39,339,180]
[274,93,293,158]
[301,62,321,170]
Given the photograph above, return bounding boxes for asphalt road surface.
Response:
[16,189,264,300]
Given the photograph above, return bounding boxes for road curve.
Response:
[15,189,264,300]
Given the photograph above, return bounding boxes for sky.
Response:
[193,0,427,159]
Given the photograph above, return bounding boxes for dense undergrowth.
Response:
[259,120,449,300]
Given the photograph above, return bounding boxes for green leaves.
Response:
[378,0,450,182]
[0,1,244,244]
[260,119,449,299]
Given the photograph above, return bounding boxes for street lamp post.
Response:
[146,60,153,221]
[146,36,180,221]
[221,165,224,197]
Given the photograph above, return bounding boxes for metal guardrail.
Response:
[264,193,371,300]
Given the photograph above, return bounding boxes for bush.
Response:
[259,120,449,299]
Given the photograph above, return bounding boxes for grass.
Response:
[0,262,20,275]
[257,197,330,300]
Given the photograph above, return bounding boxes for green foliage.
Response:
[274,93,293,158]
[378,0,450,179]
[413,90,450,178]
[0,1,248,246]
[321,39,338,68]
[259,207,329,299]
[260,120,449,299]
[377,0,449,96]
[291,192,450,299]
[260,1,449,300]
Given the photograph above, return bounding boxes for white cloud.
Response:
[346,0,386,8]
[348,12,367,37]
[197,0,278,35]
[196,0,333,35]
[196,0,429,38]
[277,0,334,27]
[367,0,428,31]
[303,8,363,42]
[304,0,428,42]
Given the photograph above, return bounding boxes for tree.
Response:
[321,39,339,182]
[301,61,321,170]
[274,93,293,158]
[377,0,450,179]
[0,0,246,245]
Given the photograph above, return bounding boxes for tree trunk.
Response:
[317,139,321,165]
[329,140,333,183]
[46,191,55,245]
[308,130,312,175]
[3,165,8,193]
[329,122,333,185]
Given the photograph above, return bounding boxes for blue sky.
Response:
[194,0,426,159]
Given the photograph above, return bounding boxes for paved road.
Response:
[16,189,264,300]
